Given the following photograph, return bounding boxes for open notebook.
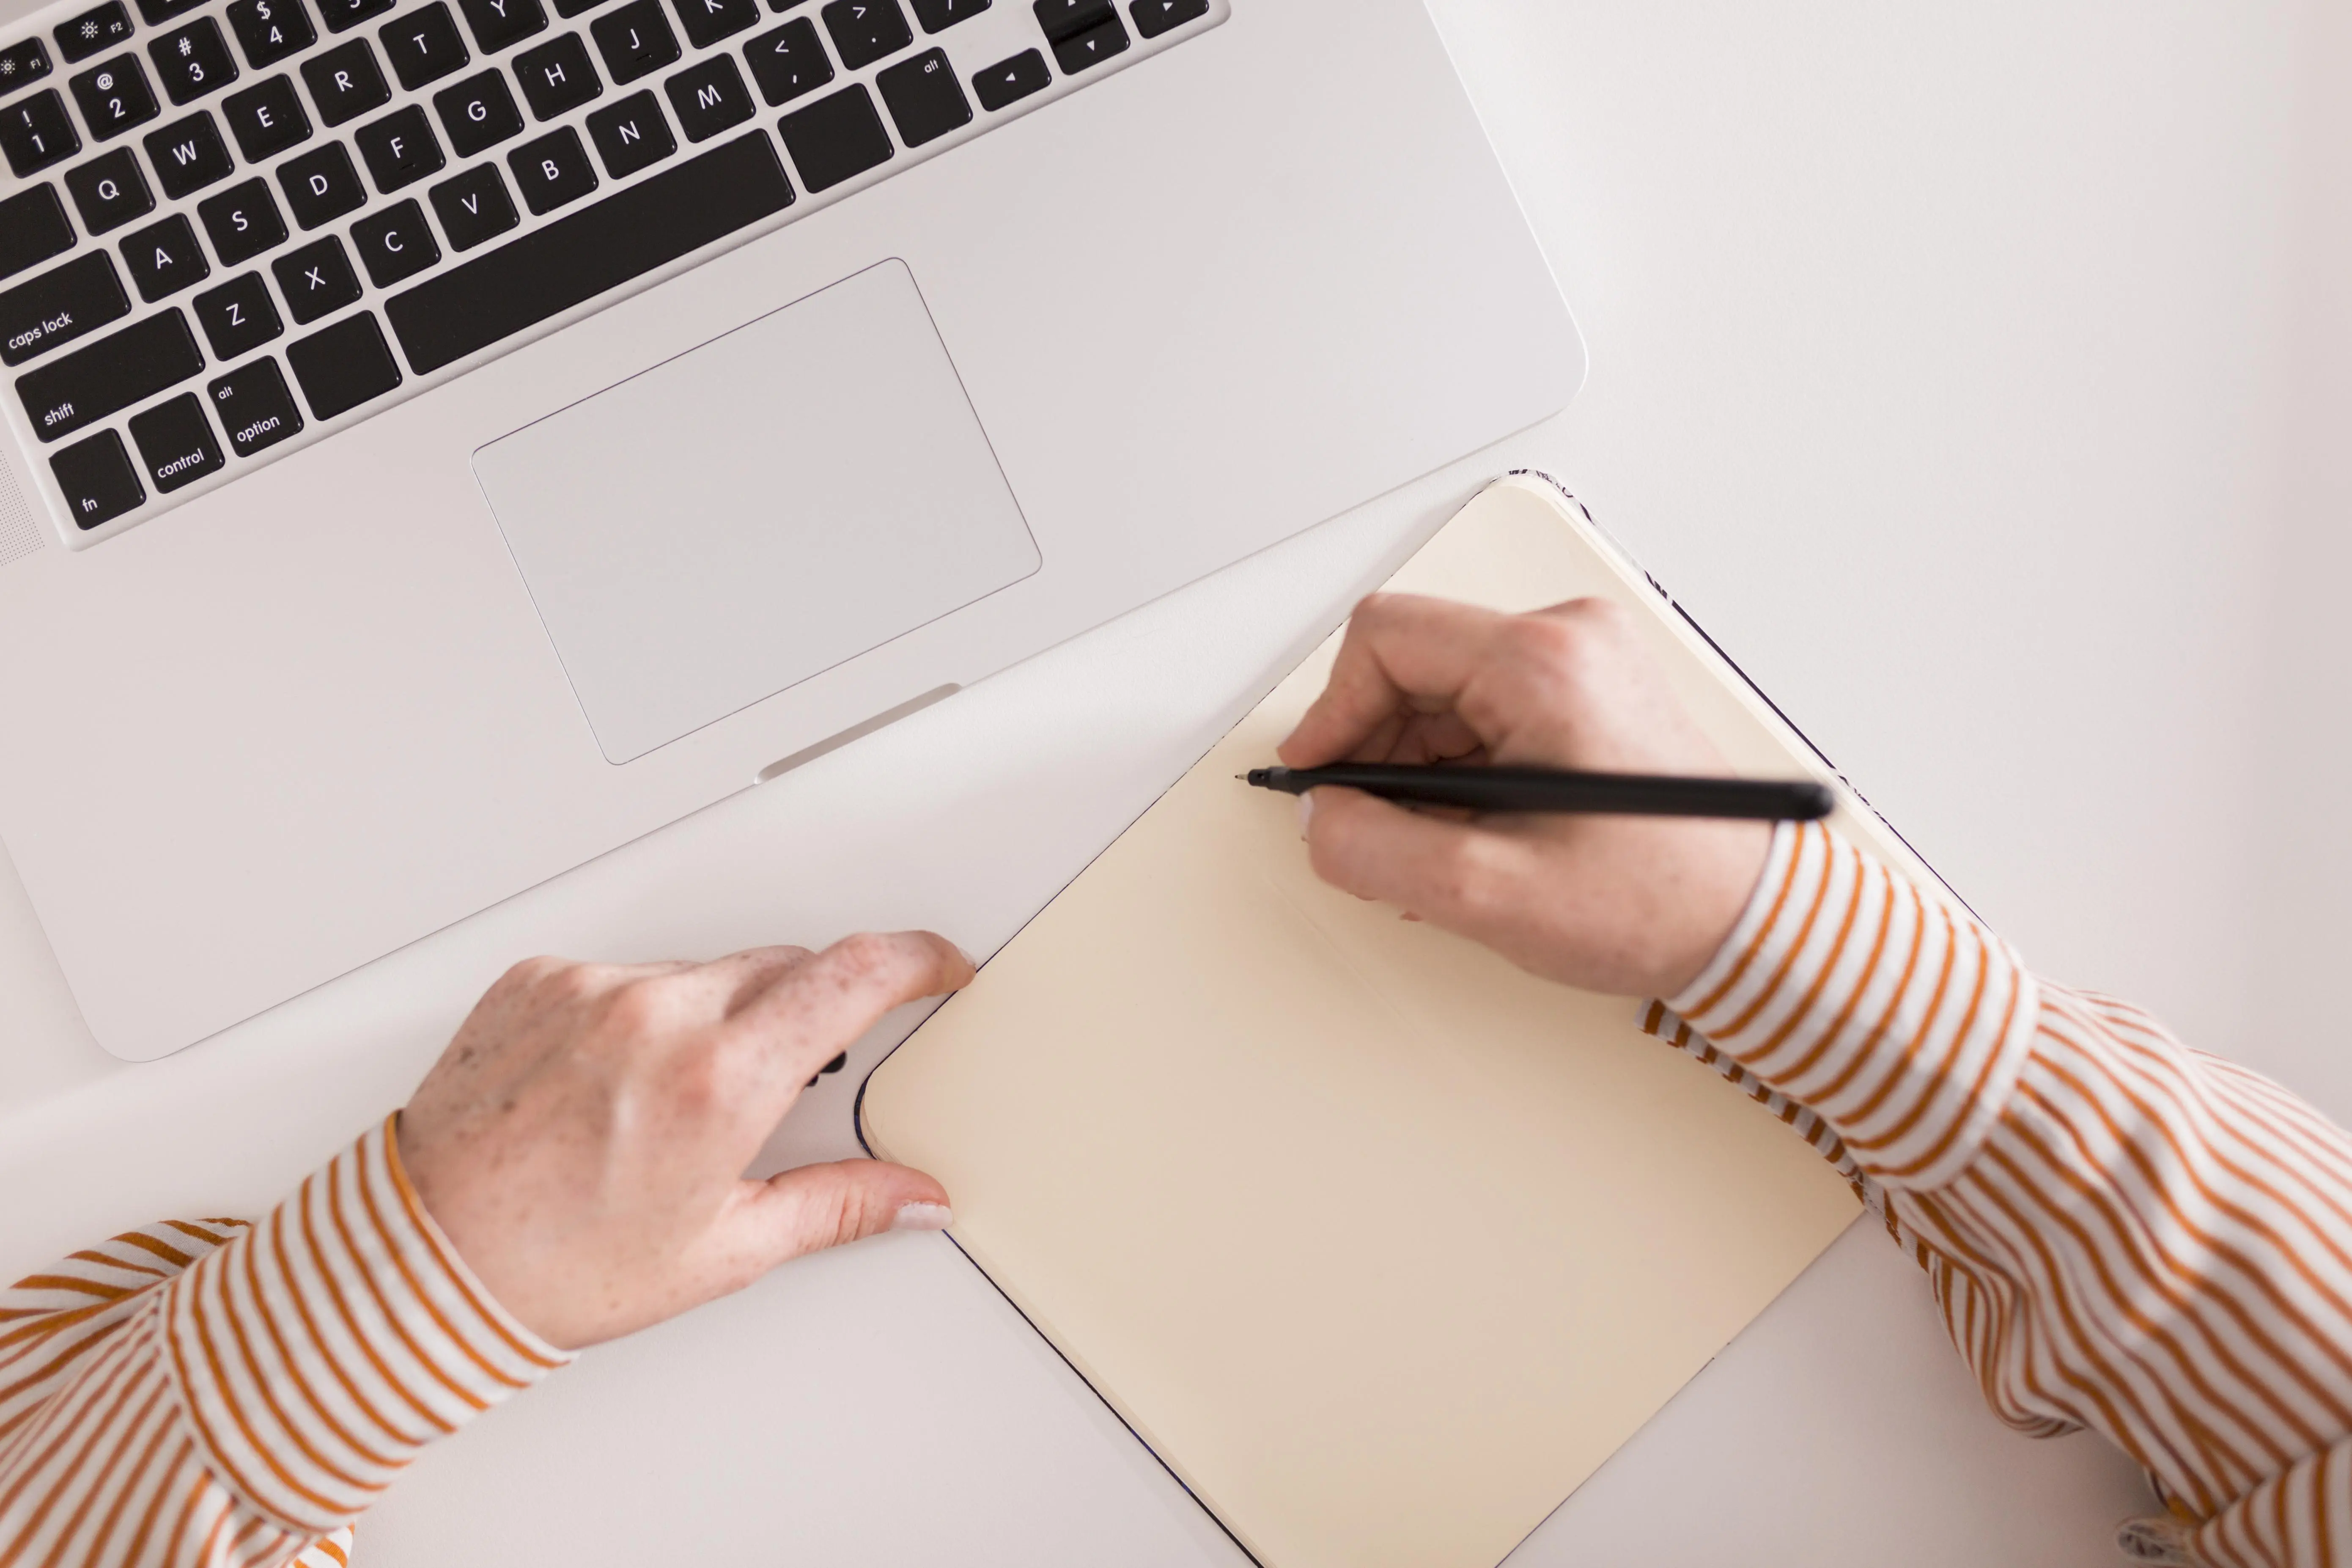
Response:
[861,475,1935,1568]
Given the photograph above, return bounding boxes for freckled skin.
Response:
[398,931,973,1350]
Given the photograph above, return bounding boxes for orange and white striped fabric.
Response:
[5,825,2349,1565]
[0,1115,565,1566]
[1647,820,2352,1566]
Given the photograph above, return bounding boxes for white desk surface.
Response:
[6,1,2345,1562]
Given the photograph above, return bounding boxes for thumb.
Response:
[724,1159,954,1272]
[1304,786,1530,934]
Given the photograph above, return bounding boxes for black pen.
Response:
[1241,764,1833,821]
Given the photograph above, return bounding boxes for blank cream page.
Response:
[864,476,1907,1568]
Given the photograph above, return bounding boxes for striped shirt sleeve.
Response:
[0,1113,570,1567]
[1646,821,2352,1567]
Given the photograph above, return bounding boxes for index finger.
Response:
[725,931,975,1100]
[1277,594,1511,768]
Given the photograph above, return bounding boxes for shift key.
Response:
[16,308,203,442]
[0,253,132,367]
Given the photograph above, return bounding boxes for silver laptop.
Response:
[0,0,1582,1060]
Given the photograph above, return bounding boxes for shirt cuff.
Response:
[161,1113,572,1534]
[1655,819,2039,1191]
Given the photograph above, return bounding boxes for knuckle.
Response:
[497,954,569,995]
[1557,594,1632,633]
[1502,611,1588,667]
[825,931,898,984]
[1432,834,1509,920]
[598,976,678,1035]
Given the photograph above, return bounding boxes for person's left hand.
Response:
[396,931,973,1349]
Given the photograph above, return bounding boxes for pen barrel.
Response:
[1271,766,1833,821]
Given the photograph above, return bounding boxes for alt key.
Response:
[209,356,306,457]
[49,426,145,527]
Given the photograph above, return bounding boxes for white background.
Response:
[2,0,2346,1561]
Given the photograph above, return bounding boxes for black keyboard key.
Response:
[555,0,610,15]
[1049,11,1122,72]
[507,123,594,209]
[278,139,364,224]
[910,0,983,30]
[285,308,399,417]
[969,47,1042,111]
[350,196,438,283]
[151,18,239,104]
[379,2,470,89]
[0,185,75,278]
[63,146,153,232]
[1030,0,1106,40]
[667,0,756,48]
[456,0,547,52]
[585,88,670,176]
[128,390,223,491]
[192,267,283,353]
[302,38,388,124]
[142,110,234,197]
[55,3,134,65]
[590,0,676,82]
[742,17,828,107]
[138,0,212,26]
[0,251,129,365]
[775,81,886,192]
[71,55,160,138]
[3,90,79,174]
[16,306,202,441]
[434,69,521,153]
[875,46,963,146]
[1,39,57,98]
[209,354,304,454]
[226,0,316,69]
[662,53,749,141]
[428,161,516,246]
[388,129,788,372]
[197,175,287,263]
[317,0,395,31]
[119,211,208,298]
[515,32,598,116]
[272,233,358,319]
[355,102,442,189]
[222,73,310,158]
[821,0,908,69]
[50,427,144,525]
[1128,0,1201,38]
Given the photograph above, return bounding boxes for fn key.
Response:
[50,428,146,529]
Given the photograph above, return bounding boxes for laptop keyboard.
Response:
[0,0,1221,543]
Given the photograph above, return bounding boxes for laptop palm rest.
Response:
[472,258,1041,765]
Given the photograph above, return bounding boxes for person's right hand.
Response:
[395,931,974,1350]
[1279,593,1774,999]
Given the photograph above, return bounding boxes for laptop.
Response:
[0,0,1583,1061]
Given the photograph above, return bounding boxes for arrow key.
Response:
[971,46,1045,111]
[1048,10,1124,73]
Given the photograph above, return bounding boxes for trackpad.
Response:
[474,259,1041,764]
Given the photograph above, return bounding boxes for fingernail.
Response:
[892,1201,953,1233]
[1296,790,1315,840]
